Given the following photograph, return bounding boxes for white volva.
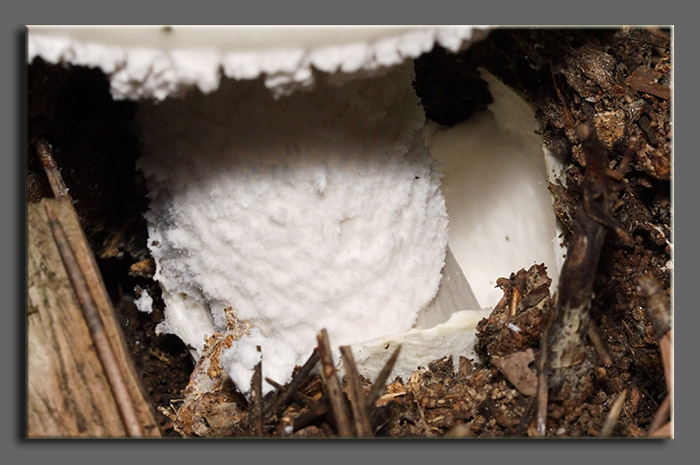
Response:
[428,70,564,309]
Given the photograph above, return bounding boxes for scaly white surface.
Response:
[137,65,449,393]
[27,26,486,100]
[427,70,563,308]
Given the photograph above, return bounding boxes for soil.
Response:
[26,27,671,438]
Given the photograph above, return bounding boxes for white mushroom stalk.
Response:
[27,26,563,394]
[137,64,454,393]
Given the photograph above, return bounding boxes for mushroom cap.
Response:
[27,25,488,100]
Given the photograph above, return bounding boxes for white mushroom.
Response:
[28,26,563,393]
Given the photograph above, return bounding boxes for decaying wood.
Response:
[44,200,144,437]
[317,329,352,437]
[624,66,671,100]
[27,199,160,437]
[36,138,72,202]
[546,126,631,406]
[159,321,248,437]
[340,346,372,437]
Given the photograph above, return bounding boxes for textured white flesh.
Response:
[137,65,450,393]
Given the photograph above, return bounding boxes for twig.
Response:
[546,126,622,405]
[412,391,431,436]
[637,275,673,436]
[509,287,521,317]
[44,201,143,437]
[550,62,575,131]
[340,346,373,437]
[263,348,319,422]
[658,333,672,395]
[535,327,549,437]
[250,346,263,436]
[365,345,401,410]
[292,401,330,433]
[587,323,613,367]
[600,389,627,437]
[648,421,672,438]
[36,138,72,202]
[637,275,672,392]
[265,377,316,406]
[317,329,352,437]
[647,394,671,436]
[265,377,284,391]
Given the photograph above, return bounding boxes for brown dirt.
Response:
[26,27,671,438]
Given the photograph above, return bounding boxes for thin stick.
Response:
[44,201,143,437]
[265,377,284,391]
[535,327,549,437]
[647,394,671,436]
[648,421,672,438]
[250,346,263,436]
[637,275,671,339]
[265,377,316,406]
[550,62,575,130]
[600,389,627,437]
[509,287,521,317]
[366,345,401,409]
[340,346,372,437]
[36,138,72,202]
[587,323,613,367]
[659,332,672,395]
[638,275,672,393]
[638,275,673,436]
[412,391,431,436]
[317,329,352,437]
[263,348,319,421]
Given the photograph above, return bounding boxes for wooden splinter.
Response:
[317,329,352,437]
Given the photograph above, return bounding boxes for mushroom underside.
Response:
[28,26,563,394]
